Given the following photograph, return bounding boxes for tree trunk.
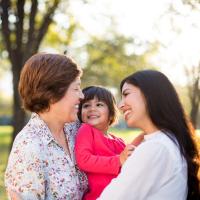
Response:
[10,54,26,146]
[190,104,199,129]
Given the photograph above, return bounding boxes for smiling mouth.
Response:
[124,110,131,119]
[87,115,99,119]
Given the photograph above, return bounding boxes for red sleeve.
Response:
[110,134,126,153]
[75,124,121,175]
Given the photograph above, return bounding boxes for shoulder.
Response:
[77,123,94,136]
[14,124,43,149]
[79,123,94,132]
[64,120,81,136]
[10,126,45,163]
[132,132,182,165]
[145,132,181,157]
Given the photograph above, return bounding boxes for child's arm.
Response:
[75,125,122,175]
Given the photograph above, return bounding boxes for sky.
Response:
[1,0,200,97]
[69,0,200,85]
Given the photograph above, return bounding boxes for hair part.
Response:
[78,86,118,125]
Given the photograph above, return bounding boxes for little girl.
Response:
[75,86,143,200]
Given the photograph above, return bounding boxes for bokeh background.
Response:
[1,0,200,199]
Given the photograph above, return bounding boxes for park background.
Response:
[0,0,200,199]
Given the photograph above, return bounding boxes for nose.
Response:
[79,90,84,99]
[118,99,125,111]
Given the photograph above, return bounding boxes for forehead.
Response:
[83,96,103,103]
[70,77,81,86]
[122,82,138,92]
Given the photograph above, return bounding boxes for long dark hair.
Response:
[120,70,199,199]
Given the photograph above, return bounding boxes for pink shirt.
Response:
[75,123,125,200]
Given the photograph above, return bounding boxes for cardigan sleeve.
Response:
[75,124,121,175]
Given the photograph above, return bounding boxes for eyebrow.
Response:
[122,88,130,95]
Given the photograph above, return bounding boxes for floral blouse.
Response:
[5,113,88,200]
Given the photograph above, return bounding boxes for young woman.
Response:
[98,70,199,200]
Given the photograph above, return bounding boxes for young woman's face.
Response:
[50,77,84,123]
[81,97,110,133]
[119,82,149,129]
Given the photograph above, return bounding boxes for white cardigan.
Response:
[97,131,187,200]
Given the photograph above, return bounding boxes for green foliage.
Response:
[0,127,12,200]
[41,16,78,50]
[81,34,156,88]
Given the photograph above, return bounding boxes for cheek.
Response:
[81,109,87,119]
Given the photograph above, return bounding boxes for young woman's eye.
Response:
[123,92,129,97]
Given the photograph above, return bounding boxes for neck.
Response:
[39,111,65,137]
[138,118,159,135]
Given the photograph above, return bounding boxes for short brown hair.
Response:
[78,86,118,125]
[19,53,82,113]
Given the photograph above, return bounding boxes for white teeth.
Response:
[88,115,98,119]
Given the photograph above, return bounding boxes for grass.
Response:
[0,126,199,199]
[0,126,12,200]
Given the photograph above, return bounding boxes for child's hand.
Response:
[131,133,145,147]
[119,144,135,165]
[119,133,144,165]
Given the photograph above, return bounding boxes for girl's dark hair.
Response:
[78,86,118,125]
[120,69,200,199]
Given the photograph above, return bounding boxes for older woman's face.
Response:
[50,77,84,123]
[118,82,148,129]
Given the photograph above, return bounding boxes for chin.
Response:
[126,120,136,128]
[66,115,78,123]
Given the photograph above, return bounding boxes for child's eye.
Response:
[82,103,90,108]
[97,102,104,107]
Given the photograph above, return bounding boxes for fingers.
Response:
[119,144,136,165]
[126,144,135,156]
[131,133,145,146]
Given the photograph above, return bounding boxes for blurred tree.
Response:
[164,0,200,127]
[185,64,200,128]
[182,0,200,127]
[0,0,61,143]
[81,34,157,89]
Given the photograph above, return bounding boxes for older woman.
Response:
[5,53,88,199]
[98,70,199,200]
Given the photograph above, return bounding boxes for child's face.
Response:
[81,97,110,133]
